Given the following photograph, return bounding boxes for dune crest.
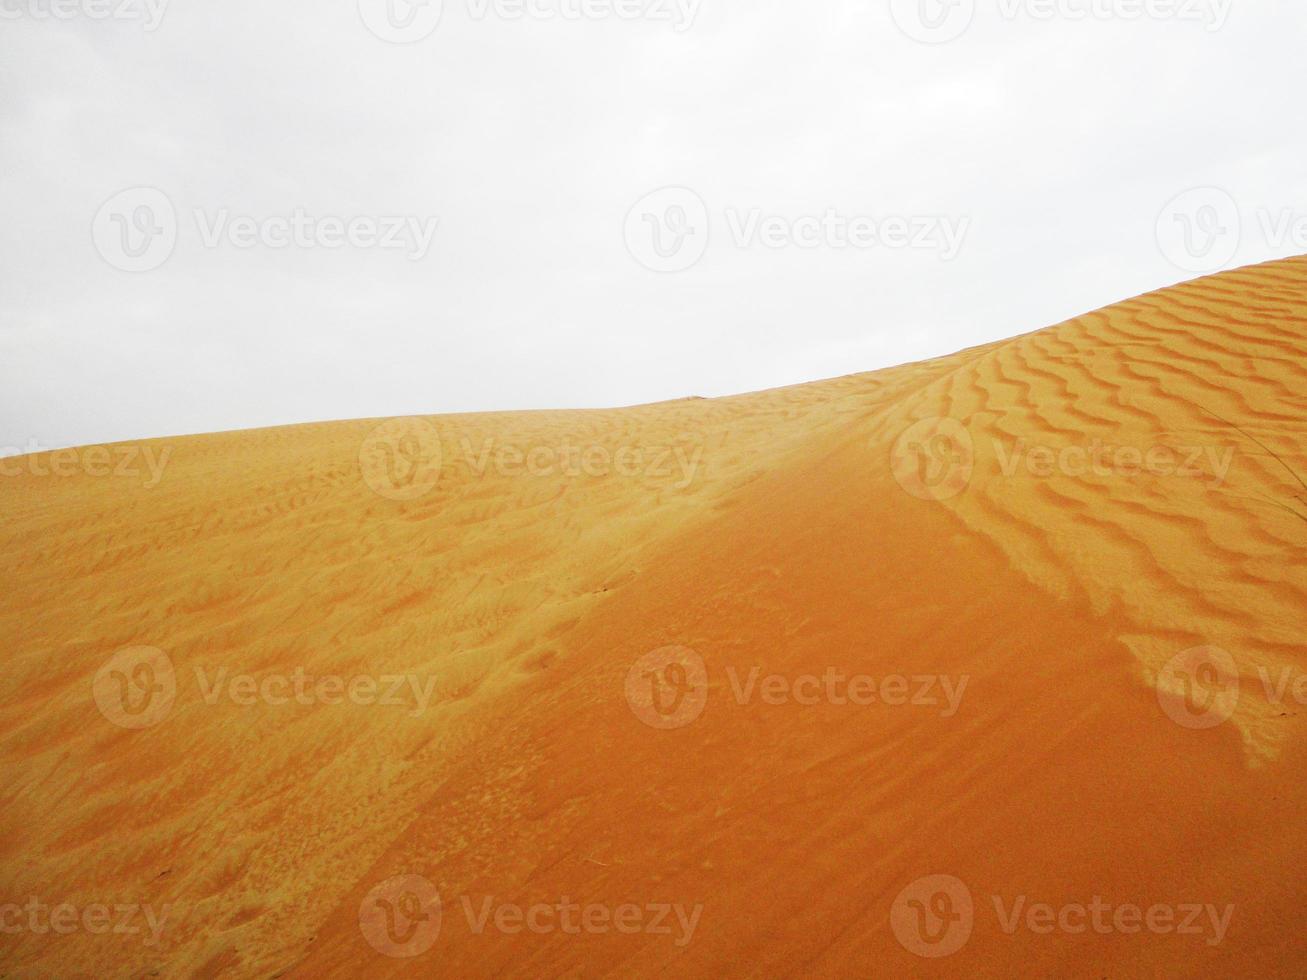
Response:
[2,257,1305,977]
[883,260,1307,764]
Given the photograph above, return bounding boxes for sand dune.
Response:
[2,257,1306,977]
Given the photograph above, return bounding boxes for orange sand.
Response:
[2,257,1306,977]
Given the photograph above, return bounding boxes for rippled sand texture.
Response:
[2,257,1305,977]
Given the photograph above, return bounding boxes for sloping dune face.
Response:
[2,258,1306,977]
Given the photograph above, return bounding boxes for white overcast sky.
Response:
[2,0,1306,452]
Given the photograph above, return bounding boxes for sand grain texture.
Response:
[2,257,1306,977]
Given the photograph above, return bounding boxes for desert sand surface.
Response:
[2,256,1306,977]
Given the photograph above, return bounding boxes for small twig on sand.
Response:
[1198,405,1307,529]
